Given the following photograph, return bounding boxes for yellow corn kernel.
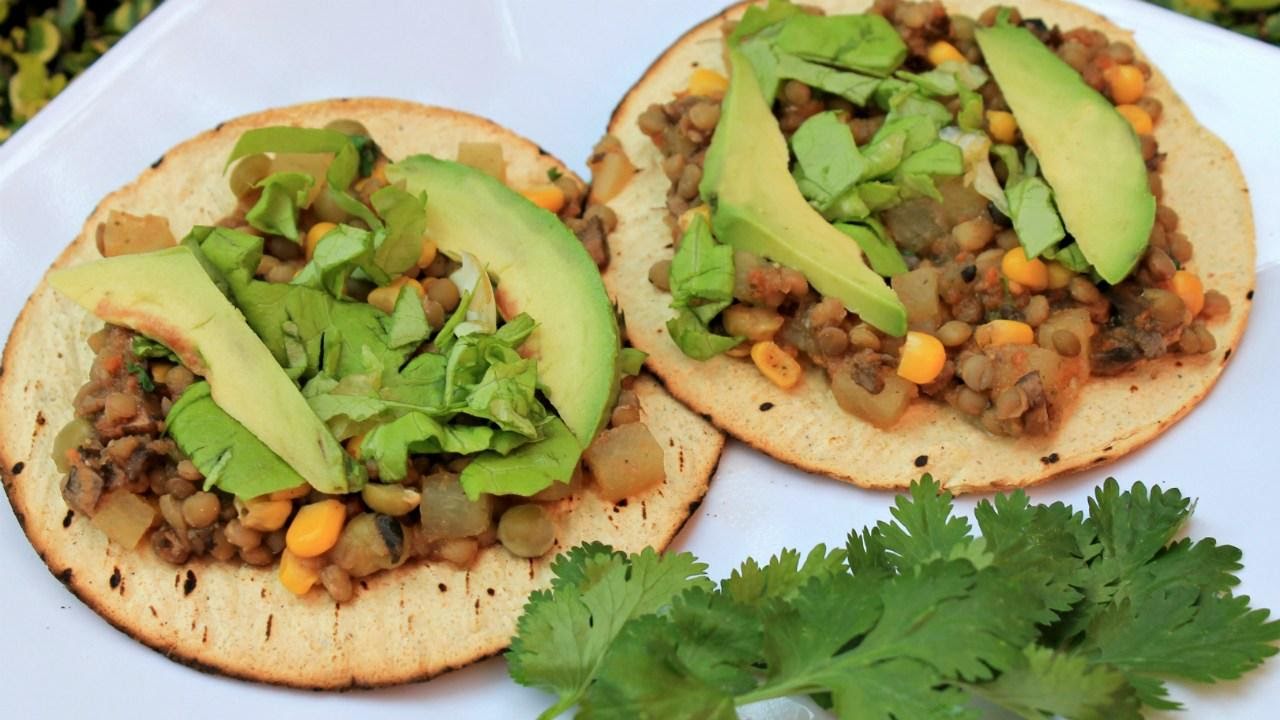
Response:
[1104,64,1145,105]
[678,204,711,234]
[389,275,425,297]
[241,497,293,532]
[304,222,337,259]
[1001,248,1049,291]
[927,41,966,67]
[367,277,423,314]
[285,499,346,558]
[1116,104,1153,136]
[278,548,320,596]
[1046,262,1074,290]
[520,183,567,213]
[750,341,802,389]
[896,331,946,385]
[985,110,1018,145]
[269,483,311,501]
[417,237,438,268]
[345,433,364,459]
[1170,270,1204,317]
[975,319,1035,347]
[687,68,729,98]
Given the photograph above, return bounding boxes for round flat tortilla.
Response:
[0,99,724,688]
[603,0,1253,493]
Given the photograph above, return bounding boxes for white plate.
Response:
[1,1,1276,718]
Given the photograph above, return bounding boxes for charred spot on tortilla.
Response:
[759,402,774,411]
[914,455,929,468]
[1040,453,1060,465]
[62,509,74,527]
[11,461,23,475]
[183,570,197,596]
[109,567,121,589]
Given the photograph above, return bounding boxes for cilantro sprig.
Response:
[508,477,1280,719]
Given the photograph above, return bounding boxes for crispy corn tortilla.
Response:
[0,99,724,688]
[604,0,1254,493]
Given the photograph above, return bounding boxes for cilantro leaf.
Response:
[721,544,847,608]
[507,547,712,719]
[510,477,1280,719]
[968,645,1140,720]
[583,589,761,719]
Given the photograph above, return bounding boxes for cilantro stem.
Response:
[537,694,579,720]
[734,678,823,707]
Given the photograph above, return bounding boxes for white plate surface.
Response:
[0,1,1277,718]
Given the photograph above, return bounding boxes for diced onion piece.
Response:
[89,491,157,549]
[96,211,176,258]
[939,127,1007,215]
[448,251,499,337]
[583,422,665,502]
[420,472,493,541]
[588,150,636,205]
[891,267,942,330]
[831,370,918,428]
[457,142,507,184]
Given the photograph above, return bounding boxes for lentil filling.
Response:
[637,0,1232,437]
[55,123,659,603]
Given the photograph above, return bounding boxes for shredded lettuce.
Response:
[728,0,804,45]
[460,418,580,500]
[369,185,428,276]
[290,223,386,296]
[941,127,1008,214]
[225,126,381,230]
[166,382,312,499]
[619,348,648,376]
[448,252,499,338]
[666,214,741,360]
[385,285,432,350]
[245,172,313,241]
[775,53,882,106]
[1006,177,1067,258]
[359,413,527,481]
[791,111,865,210]
[772,13,907,77]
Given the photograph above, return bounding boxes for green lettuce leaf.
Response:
[772,13,907,77]
[775,53,882,106]
[667,309,742,361]
[729,0,803,45]
[385,284,432,350]
[791,111,865,210]
[460,417,580,500]
[370,184,428,275]
[358,412,526,481]
[245,171,313,240]
[290,223,387,296]
[166,382,308,499]
[1006,177,1067,259]
[665,214,741,359]
[619,348,647,376]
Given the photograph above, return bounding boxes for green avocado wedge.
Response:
[976,24,1155,284]
[48,247,353,494]
[700,48,907,337]
[387,156,621,447]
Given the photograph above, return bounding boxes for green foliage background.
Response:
[0,1,1272,147]
[1146,0,1280,43]
[0,0,154,142]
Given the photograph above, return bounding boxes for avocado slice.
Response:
[975,24,1155,284]
[49,247,352,493]
[386,156,621,447]
[700,48,907,336]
